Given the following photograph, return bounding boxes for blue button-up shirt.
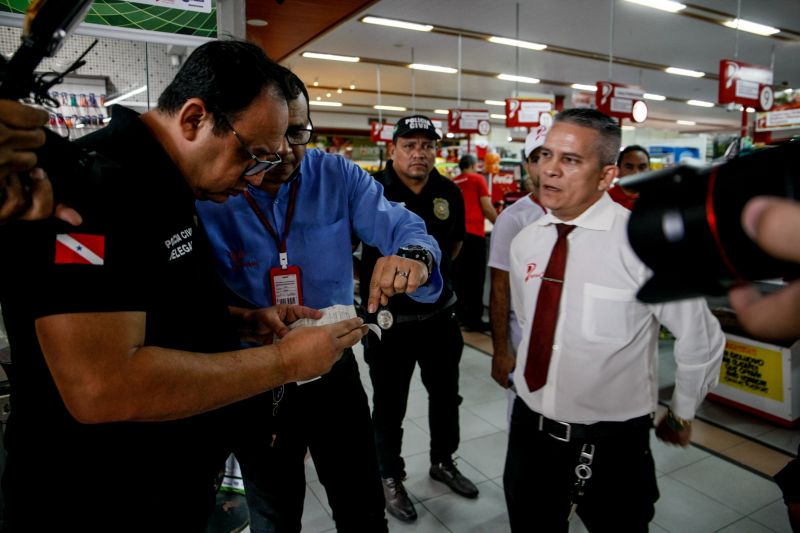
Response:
[197,149,442,309]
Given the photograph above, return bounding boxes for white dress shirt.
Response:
[509,193,724,424]
[488,194,546,349]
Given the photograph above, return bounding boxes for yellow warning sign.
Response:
[720,339,783,402]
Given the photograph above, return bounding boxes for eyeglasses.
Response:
[286,124,314,146]
[228,124,283,176]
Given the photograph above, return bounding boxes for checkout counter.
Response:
[709,288,800,428]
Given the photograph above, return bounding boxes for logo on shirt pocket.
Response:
[524,262,542,282]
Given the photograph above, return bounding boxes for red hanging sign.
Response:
[595,81,647,122]
[448,109,491,135]
[719,59,774,112]
[370,122,394,142]
[505,98,554,128]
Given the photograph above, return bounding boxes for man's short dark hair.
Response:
[281,68,311,123]
[157,40,287,134]
[554,108,621,166]
[617,144,650,166]
[459,154,477,171]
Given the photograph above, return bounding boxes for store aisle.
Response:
[276,342,792,533]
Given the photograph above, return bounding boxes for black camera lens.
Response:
[621,141,800,303]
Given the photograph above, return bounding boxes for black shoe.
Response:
[382,477,417,522]
[430,460,479,498]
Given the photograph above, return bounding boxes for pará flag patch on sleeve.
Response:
[55,233,105,265]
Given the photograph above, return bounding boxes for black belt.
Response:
[393,294,457,324]
[516,398,653,443]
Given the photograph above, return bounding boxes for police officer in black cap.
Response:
[359,115,478,523]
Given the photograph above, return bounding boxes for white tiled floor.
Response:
[241,342,793,533]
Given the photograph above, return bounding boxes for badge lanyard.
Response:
[243,178,303,305]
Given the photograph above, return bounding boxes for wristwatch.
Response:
[665,409,692,431]
[397,245,434,276]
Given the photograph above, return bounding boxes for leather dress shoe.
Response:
[430,460,479,498]
[382,477,417,522]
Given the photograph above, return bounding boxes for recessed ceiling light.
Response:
[488,36,547,51]
[326,92,332,98]
[498,73,540,84]
[349,83,356,90]
[723,18,780,36]
[310,101,343,107]
[446,132,455,138]
[571,83,598,92]
[484,100,506,106]
[408,63,458,74]
[665,67,705,78]
[676,120,696,125]
[337,87,343,94]
[643,93,666,101]
[623,0,686,13]
[374,105,407,111]
[302,52,360,63]
[687,99,714,107]
[361,16,433,32]
[746,107,756,113]
[246,19,268,27]
[313,78,319,87]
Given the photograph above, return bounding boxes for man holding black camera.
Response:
[504,108,725,532]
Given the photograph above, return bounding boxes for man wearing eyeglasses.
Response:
[0,41,369,532]
[198,72,442,532]
[358,115,479,523]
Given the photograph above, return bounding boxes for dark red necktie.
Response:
[524,224,575,391]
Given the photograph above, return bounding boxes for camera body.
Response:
[621,141,800,303]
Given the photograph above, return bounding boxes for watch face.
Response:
[377,309,394,329]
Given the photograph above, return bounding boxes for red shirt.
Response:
[453,172,490,237]
[607,185,638,210]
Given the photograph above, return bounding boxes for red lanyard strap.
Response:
[243,178,300,256]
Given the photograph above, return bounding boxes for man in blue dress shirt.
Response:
[197,69,441,532]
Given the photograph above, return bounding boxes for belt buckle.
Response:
[549,419,572,442]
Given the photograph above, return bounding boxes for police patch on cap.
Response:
[393,115,442,142]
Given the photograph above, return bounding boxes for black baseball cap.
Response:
[392,114,441,142]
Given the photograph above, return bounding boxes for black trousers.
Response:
[237,350,387,533]
[452,233,488,327]
[365,310,464,479]
[503,398,659,533]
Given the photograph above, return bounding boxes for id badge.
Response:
[270,265,303,305]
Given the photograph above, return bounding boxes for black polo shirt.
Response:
[359,159,465,316]
[0,106,243,529]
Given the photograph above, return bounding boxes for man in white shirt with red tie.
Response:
[504,108,724,532]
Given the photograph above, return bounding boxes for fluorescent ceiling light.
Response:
[623,0,686,13]
[723,18,780,36]
[571,83,597,92]
[484,100,506,106]
[104,85,147,107]
[433,109,449,115]
[498,73,540,84]
[643,93,666,101]
[488,36,547,51]
[676,120,696,125]
[408,63,457,74]
[687,99,714,107]
[310,101,343,107]
[490,114,507,119]
[374,105,407,111]
[302,52,360,62]
[361,16,433,32]
[665,67,705,78]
